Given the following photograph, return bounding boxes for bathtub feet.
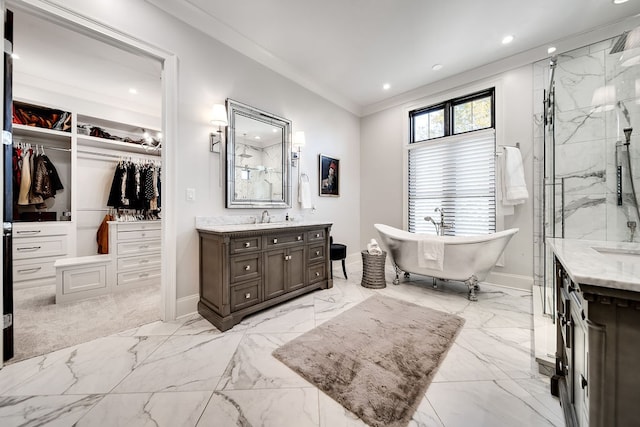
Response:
[404,272,410,279]
[466,276,479,301]
[393,265,401,285]
[432,277,438,289]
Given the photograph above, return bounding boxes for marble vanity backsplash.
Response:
[195,213,305,228]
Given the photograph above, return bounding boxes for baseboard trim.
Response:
[485,271,533,291]
[176,294,199,319]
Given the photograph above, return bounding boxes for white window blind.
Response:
[408,129,496,235]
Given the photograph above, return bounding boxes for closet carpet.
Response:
[10,283,161,363]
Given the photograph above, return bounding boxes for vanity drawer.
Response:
[308,263,327,284]
[230,236,261,254]
[117,253,161,271]
[117,239,161,256]
[308,244,325,262]
[307,229,326,242]
[117,228,161,241]
[230,253,261,283]
[265,233,305,247]
[13,235,67,260]
[230,280,261,312]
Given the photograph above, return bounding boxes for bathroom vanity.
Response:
[547,238,640,427]
[197,221,333,331]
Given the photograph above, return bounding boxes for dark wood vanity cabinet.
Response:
[552,256,640,427]
[198,223,332,331]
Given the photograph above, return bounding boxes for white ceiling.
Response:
[149,0,640,115]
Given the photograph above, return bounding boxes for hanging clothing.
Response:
[96,213,114,254]
[17,149,31,205]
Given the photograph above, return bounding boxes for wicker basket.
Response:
[361,250,387,289]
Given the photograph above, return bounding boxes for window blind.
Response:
[408,129,496,235]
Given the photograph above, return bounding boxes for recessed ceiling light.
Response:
[382,83,391,90]
[129,88,138,95]
[548,46,557,54]
[432,64,443,71]
[502,35,514,45]
[254,136,261,140]
[613,0,628,4]
[10,53,19,60]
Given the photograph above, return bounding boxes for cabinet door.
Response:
[264,248,287,300]
[286,246,305,291]
[573,314,588,427]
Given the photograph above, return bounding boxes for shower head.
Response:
[611,27,640,66]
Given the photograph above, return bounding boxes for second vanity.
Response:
[547,238,640,427]
[196,220,333,331]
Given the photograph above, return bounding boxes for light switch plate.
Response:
[186,188,196,201]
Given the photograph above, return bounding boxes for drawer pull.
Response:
[139,245,149,249]
[580,374,588,389]
[141,232,146,237]
[139,272,149,278]
[315,271,320,277]
[244,242,251,248]
[284,255,291,261]
[17,246,42,251]
[245,265,251,271]
[139,259,150,264]
[16,230,41,234]
[273,238,278,244]
[315,250,320,256]
[17,267,42,273]
[297,236,302,241]
[315,233,320,238]
[245,293,251,299]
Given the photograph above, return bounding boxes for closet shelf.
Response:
[77,135,160,156]
[13,123,72,144]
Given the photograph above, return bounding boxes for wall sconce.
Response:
[291,130,306,167]
[210,103,228,153]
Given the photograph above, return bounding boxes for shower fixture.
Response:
[610,27,640,66]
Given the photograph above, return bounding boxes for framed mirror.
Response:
[226,99,292,208]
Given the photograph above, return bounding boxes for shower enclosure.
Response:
[534,28,640,316]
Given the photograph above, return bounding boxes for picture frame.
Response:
[319,154,339,197]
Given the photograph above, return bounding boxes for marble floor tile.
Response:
[75,391,211,427]
[117,319,185,337]
[318,391,368,427]
[198,388,319,427]
[0,394,103,427]
[238,293,317,334]
[172,314,224,336]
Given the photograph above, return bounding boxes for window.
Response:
[408,89,495,235]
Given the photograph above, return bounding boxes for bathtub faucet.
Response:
[434,207,453,236]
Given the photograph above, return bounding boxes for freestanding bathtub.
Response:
[374,224,518,301]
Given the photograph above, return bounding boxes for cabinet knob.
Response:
[315,271,320,277]
[245,242,251,248]
[297,236,302,241]
[316,250,320,256]
[245,265,251,271]
[245,293,251,299]
[315,233,320,238]
[141,232,146,237]
[273,238,278,244]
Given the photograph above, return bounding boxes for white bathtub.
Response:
[374,224,518,300]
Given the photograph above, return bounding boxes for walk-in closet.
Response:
[8,8,164,362]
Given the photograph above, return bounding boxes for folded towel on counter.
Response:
[500,146,529,216]
[367,238,383,255]
[298,173,312,209]
[417,239,444,271]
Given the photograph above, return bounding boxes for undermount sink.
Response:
[592,247,640,265]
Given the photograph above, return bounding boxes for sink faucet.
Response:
[261,210,270,223]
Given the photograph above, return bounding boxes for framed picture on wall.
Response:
[319,154,339,197]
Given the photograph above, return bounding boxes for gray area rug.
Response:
[273,294,465,427]
[10,283,161,363]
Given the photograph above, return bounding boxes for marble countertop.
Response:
[546,238,640,292]
[196,220,332,233]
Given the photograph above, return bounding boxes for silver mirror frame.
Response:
[225,99,292,209]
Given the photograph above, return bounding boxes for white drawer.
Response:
[114,222,161,232]
[13,257,57,282]
[62,265,108,295]
[117,268,160,287]
[117,229,161,241]
[117,253,161,271]
[13,235,67,260]
[117,239,161,256]
[13,222,69,238]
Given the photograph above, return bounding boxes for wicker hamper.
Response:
[360,250,387,289]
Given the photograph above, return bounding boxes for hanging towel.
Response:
[500,146,528,215]
[298,173,312,209]
[417,238,444,271]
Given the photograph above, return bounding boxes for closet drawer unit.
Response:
[117,253,161,272]
[13,257,57,282]
[62,264,108,295]
[308,244,325,262]
[117,228,161,241]
[230,236,261,254]
[265,233,305,247]
[307,229,326,242]
[115,222,160,233]
[13,223,68,238]
[117,268,160,288]
[13,235,68,260]
[230,280,261,312]
[230,253,261,283]
[117,239,161,256]
[308,263,327,284]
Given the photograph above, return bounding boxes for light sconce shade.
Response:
[590,85,616,113]
[291,131,306,167]
[210,103,228,153]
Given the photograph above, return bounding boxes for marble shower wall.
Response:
[533,34,640,296]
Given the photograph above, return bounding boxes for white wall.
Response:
[21,0,361,301]
[360,65,534,282]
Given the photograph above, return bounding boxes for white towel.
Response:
[417,239,444,271]
[367,238,383,255]
[500,146,528,215]
[298,173,312,209]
